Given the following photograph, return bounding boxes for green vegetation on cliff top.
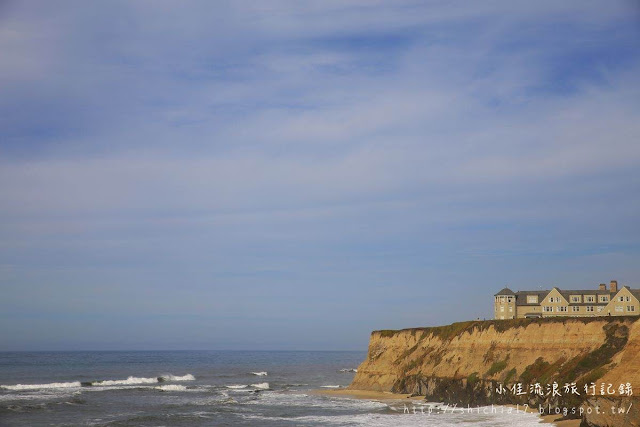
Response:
[374,315,639,341]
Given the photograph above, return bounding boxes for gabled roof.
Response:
[494,287,516,296]
[618,286,640,302]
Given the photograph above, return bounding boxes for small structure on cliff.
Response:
[494,280,640,319]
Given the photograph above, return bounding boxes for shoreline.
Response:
[313,388,423,401]
[315,389,581,427]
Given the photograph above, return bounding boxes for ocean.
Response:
[0,351,544,426]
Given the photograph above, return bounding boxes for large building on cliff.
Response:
[494,280,640,319]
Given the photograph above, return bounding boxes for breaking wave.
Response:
[92,374,195,386]
[1,374,195,391]
[1,381,81,391]
[155,385,188,392]
[227,383,270,390]
[250,371,267,376]
[92,376,158,386]
[251,382,270,389]
[159,374,195,382]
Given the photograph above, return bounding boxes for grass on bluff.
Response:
[467,372,480,386]
[486,358,509,377]
[504,368,517,384]
[374,315,640,342]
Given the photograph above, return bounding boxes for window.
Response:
[509,306,513,312]
[571,296,581,303]
[557,306,568,312]
[585,296,595,303]
[626,296,631,302]
[597,307,603,312]
[600,296,609,303]
[571,306,580,312]
[543,306,553,312]
[500,306,504,312]
[628,306,636,312]
[615,306,624,313]
[619,296,625,302]
[586,306,594,312]
[527,295,538,304]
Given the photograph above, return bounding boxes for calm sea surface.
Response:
[0,351,543,426]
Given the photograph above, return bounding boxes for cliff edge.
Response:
[350,317,640,426]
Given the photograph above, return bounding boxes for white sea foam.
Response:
[2,373,197,390]
[0,381,82,391]
[160,374,195,382]
[93,373,194,386]
[155,384,187,391]
[92,376,158,386]
[0,392,71,402]
[339,368,358,373]
[240,407,544,426]
[250,382,270,389]
[320,385,342,388]
[250,371,268,376]
[226,385,248,389]
[244,391,388,411]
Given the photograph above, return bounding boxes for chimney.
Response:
[599,283,606,291]
[610,280,618,294]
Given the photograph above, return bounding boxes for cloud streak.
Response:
[0,0,639,350]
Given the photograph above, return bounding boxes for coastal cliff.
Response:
[350,317,640,426]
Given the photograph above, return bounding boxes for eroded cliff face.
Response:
[350,317,640,424]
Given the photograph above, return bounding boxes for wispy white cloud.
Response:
[0,0,639,349]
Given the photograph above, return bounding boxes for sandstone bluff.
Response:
[350,317,640,426]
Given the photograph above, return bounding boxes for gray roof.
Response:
[508,285,639,306]
[494,287,516,296]
[559,289,611,296]
[557,290,614,304]
[514,290,550,306]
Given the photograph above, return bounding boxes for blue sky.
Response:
[1,1,639,351]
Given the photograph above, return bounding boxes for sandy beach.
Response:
[539,414,581,427]
[316,389,581,427]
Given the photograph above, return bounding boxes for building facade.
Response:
[494,280,640,319]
